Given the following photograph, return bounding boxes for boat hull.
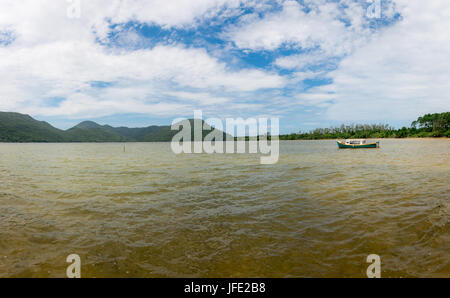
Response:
[337,142,379,149]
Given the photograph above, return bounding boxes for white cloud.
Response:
[0,42,285,116]
[296,91,335,108]
[29,93,191,119]
[165,91,230,105]
[0,0,249,44]
[0,0,448,127]
[305,0,450,121]
[226,0,378,93]
[0,0,285,119]
[275,49,339,70]
[226,0,369,55]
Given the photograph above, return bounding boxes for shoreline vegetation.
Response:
[277,112,449,140]
[0,111,448,143]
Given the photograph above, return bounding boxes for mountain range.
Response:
[0,112,228,142]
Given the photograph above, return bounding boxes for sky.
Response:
[0,0,449,133]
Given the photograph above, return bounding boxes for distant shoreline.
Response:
[1,137,448,144]
[1,111,449,142]
[279,137,450,140]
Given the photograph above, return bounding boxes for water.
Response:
[0,139,448,277]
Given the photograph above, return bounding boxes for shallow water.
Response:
[0,139,449,277]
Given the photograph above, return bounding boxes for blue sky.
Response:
[0,0,449,134]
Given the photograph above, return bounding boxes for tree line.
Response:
[279,112,450,140]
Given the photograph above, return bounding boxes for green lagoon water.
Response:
[0,139,449,277]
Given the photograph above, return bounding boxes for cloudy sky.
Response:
[0,0,449,132]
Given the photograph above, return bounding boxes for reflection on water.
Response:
[0,139,449,277]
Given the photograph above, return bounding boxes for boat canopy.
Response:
[344,139,367,145]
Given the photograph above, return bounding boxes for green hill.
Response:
[0,112,66,142]
[0,112,231,143]
[65,121,129,142]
